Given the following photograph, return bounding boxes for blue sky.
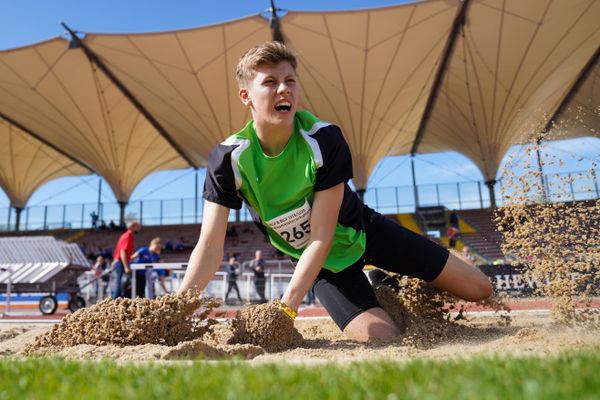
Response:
[0,0,598,211]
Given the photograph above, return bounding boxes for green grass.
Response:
[1,349,599,400]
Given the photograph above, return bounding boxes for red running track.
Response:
[2,298,599,322]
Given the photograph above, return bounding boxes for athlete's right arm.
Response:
[178,201,229,293]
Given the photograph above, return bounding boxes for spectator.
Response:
[91,255,110,300]
[108,220,117,231]
[131,237,162,298]
[461,246,476,265]
[249,250,267,303]
[101,247,113,260]
[99,220,108,230]
[90,211,99,229]
[111,220,141,298]
[449,211,459,229]
[447,225,459,248]
[175,236,186,252]
[225,256,243,304]
[164,240,174,252]
[79,242,88,256]
[226,225,239,245]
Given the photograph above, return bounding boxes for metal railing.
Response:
[1,169,598,231]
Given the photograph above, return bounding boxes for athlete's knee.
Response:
[345,321,400,341]
[343,309,402,341]
[465,277,493,301]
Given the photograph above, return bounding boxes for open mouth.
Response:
[274,101,292,112]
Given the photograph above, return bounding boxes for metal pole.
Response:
[477,181,483,208]
[139,201,143,225]
[62,205,66,229]
[5,267,12,314]
[485,180,497,208]
[25,207,29,230]
[436,184,441,206]
[411,156,419,208]
[132,272,137,299]
[97,177,102,220]
[593,169,600,199]
[246,273,251,301]
[568,172,575,201]
[356,189,365,202]
[7,207,11,231]
[180,199,184,224]
[374,188,379,212]
[43,205,48,230]
[535,142,547,203]
[14,208,22,232]
[456,182,462,209]
[118,201,127,226]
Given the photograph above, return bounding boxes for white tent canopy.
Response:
[0,38,188,204]
[0,117,90,209]
[418,0,600,182]
[0,0,598,216]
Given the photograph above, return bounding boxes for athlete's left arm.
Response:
[280,182,344,311]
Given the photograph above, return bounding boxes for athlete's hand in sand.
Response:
[273,300,297,320]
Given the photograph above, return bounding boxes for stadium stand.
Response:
[458,209,505,262]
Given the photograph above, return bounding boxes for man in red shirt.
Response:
[111,220,141,298]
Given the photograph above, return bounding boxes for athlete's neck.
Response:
[254,119,294,157]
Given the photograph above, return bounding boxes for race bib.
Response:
[266,199,312,249]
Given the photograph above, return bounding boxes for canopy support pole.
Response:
[97,177,102,220]
[7,207,11,231]
[411,156,419,209]
[410,0,472,155]
[485,180,497,209]
[118,201,127,226]
[356,189,365,202]
[535,140,547,203]
[14,207,23,232]
[542,45,600,134]
[61,22,197,169]
[268,0,285,43]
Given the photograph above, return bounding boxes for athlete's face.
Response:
[239,61,298,130]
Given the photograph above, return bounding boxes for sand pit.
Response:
[1,282,596,362]
[2,311,599,363]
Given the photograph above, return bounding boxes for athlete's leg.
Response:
[364,212,493,302]
[342,307,400,341]
[314,263,401,341]
[430,252,493,301]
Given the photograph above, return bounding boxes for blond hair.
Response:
[235,41,297,86]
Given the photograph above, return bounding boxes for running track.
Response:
[2,298,599,323]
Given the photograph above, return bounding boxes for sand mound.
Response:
[373,276,511,348]
[229,301,304,352]
[24,291,222,355]
[21,293,296,359]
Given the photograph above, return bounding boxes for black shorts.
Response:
[313,212,449,330]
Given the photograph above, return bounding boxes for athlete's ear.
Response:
[239,88,251,106]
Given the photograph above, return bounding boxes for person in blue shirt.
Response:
[131,237,162,298]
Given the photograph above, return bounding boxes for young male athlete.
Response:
[179,42,493,341]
